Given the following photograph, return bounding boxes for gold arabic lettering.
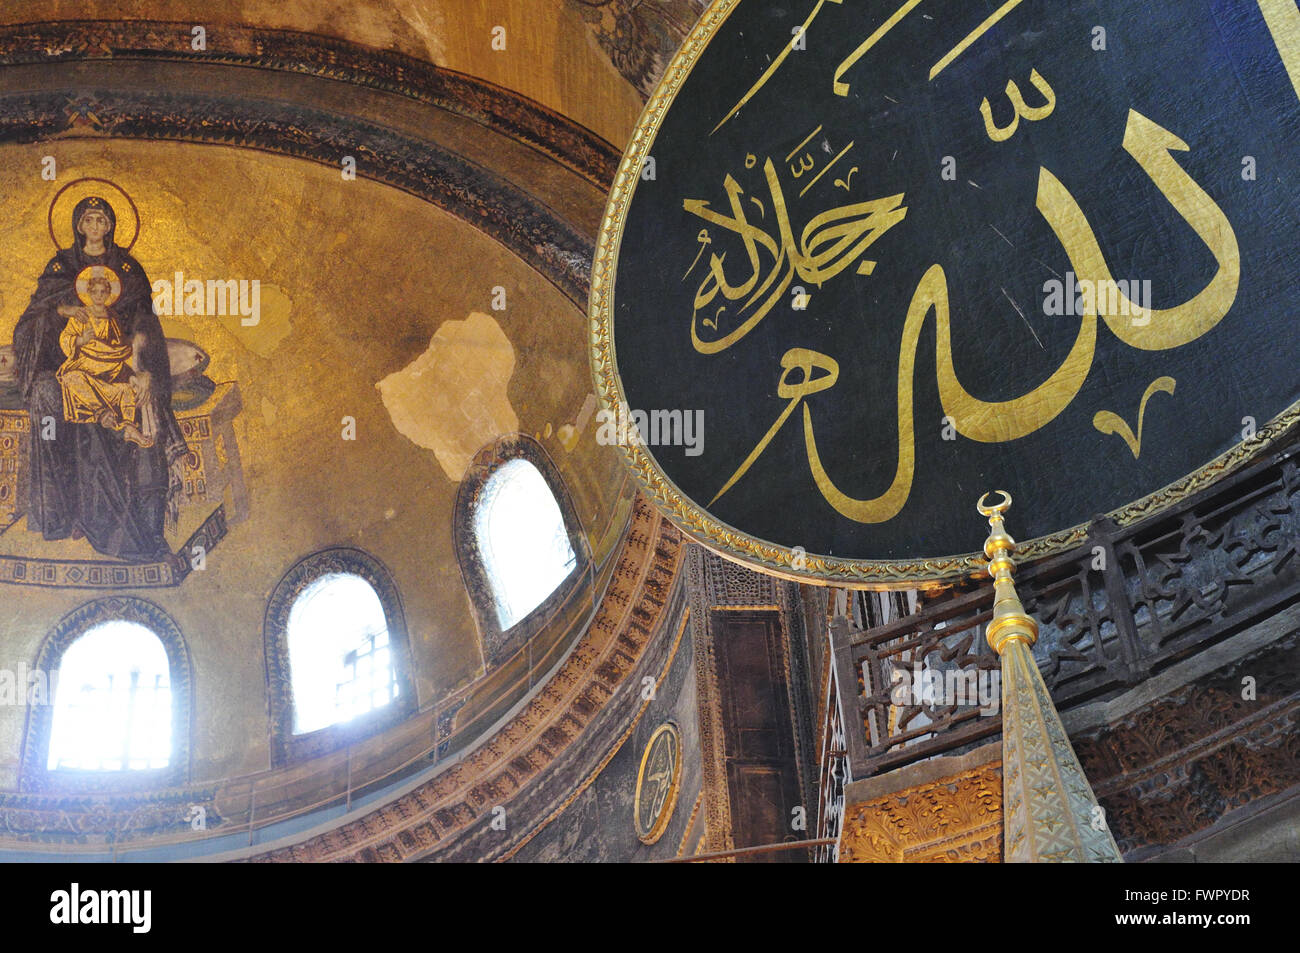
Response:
[713,110,1240,521]
[980,69,1056,142]
[685,158,907,354]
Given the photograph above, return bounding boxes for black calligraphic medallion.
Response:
[633,723,681,844]
[591,0,1300,585]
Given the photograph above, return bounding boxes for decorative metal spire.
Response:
[977,491,1123,863]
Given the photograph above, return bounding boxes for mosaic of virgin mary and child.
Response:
[11,192,188,562]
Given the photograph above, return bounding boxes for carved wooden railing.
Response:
[830,432,1300,782]
[813,650,848,863]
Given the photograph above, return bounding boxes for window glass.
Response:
[47,620,172,771]
[474,458,577,629]
[288,572,398,734]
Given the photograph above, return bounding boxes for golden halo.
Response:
[75,266,122,308]
[48,177,140,252]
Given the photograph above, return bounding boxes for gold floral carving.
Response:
[838,763,1003,863]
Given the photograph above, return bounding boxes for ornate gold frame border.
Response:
[588,0,1300,588]
[633,721,683,845]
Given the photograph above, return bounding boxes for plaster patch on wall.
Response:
[233,283,293,358]
[557,392,597,451]
[376,312,518,481]
[391,0,448,64]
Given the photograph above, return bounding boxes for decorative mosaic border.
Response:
[586,0,1300,587]
[0,19,619,189]
[0,504,227,589]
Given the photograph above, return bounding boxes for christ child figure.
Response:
[56,266,153,448]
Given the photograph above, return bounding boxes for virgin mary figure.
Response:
[12,195,187,561]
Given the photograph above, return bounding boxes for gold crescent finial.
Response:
[974,489,1038,654]
[976,489,1012,517]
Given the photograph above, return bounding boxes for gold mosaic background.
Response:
[0,138,630,787]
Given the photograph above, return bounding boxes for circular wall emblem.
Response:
[591,0,1300,585]
[633,722,682,844]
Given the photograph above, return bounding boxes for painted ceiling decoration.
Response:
[566,0,708,97]
[0,20,621,188]
[0,30,612,308]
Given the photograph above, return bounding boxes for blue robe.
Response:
[12,232,186,562]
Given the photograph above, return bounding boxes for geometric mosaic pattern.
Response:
[0,504,226,589]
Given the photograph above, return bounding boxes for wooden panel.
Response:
[713,609,804,862]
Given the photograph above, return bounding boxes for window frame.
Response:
[264,547,415,767]
[21,597,192,794]
[454,435,590,669]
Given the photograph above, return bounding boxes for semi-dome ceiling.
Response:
[0,1,691,858]
[0,135,632,772]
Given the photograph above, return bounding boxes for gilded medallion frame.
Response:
[633,721,683,845]
[587,0,1300,588]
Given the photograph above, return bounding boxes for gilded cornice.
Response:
[838,762,1003,863]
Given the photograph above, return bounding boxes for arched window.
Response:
[23,598,191,793]
[47,620,172,771]
[455,436,589,669]
[474,458,578,630]
[265,548,415,765]
[287,572,399,735]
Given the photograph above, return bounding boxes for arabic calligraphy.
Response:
[712,0,845,133]
[683,156,906,354]
[708,109,1239,523]
[1094,377,1177,458]
[598,0,1300,569]
[633,723,681,844]
[722,0,1033,114]
[981,69,1056,142]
